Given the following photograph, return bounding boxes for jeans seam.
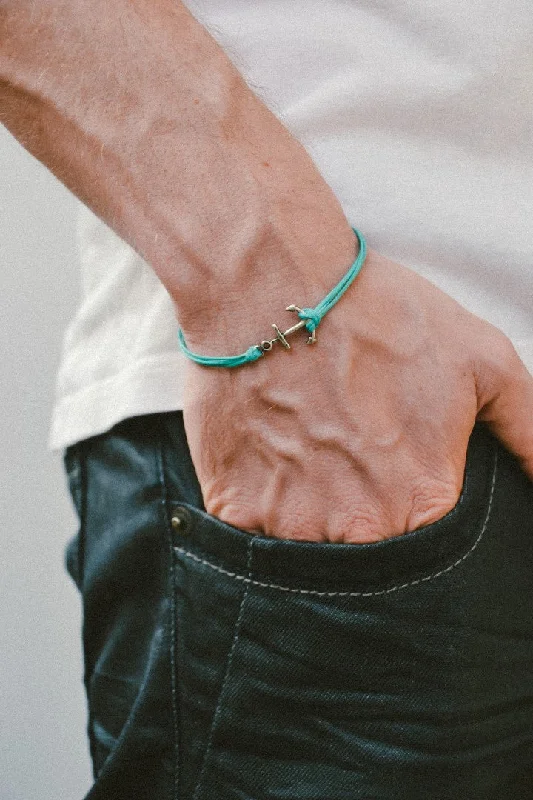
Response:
[158,435,181,800]
[192,538,253,800]
[64,442,87,589]
[175,448,498,599]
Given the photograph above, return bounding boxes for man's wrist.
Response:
[174,210,357,357]
[0,0,355,339]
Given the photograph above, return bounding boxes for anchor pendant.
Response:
[257,305,317,354]
[286,305,317,344]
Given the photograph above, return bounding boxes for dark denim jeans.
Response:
[63,412,533,799]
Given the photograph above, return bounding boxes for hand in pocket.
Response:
[182,245,533,544]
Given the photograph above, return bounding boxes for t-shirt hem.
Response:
[47,353,186,452]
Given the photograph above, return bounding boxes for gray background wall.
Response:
[1,127,92,799]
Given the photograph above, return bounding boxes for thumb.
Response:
[475,332,533,481]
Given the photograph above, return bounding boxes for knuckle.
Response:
[207,498,260,533]
[495,338,520,370]
[483,326,520,373]
[406,478,460,532]
[473,324,526,401]
[326,502,389,543]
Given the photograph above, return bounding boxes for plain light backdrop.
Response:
[1,126,92,799]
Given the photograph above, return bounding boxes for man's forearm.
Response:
[0,0,354,345]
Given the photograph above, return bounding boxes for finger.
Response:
[475,333,533,481]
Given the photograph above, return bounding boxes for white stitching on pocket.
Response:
[174,450,498,599]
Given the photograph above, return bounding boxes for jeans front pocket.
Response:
[184,535,533,800]
[169,425,533,800]
[171,423,499,600]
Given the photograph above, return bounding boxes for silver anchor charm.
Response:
[257,305,317,353]
[286,305,317,344]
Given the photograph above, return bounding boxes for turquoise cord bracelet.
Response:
[177,226,367,368]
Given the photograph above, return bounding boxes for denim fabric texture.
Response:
[63,412,533,799]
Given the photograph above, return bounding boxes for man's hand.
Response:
[182,234,533,543]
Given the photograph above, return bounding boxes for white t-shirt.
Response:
[48,0,533,451]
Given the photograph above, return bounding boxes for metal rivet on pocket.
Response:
[170,506,191,534]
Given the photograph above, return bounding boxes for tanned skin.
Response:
[1,0,532,541]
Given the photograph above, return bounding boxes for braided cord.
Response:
[178,227,366,368]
